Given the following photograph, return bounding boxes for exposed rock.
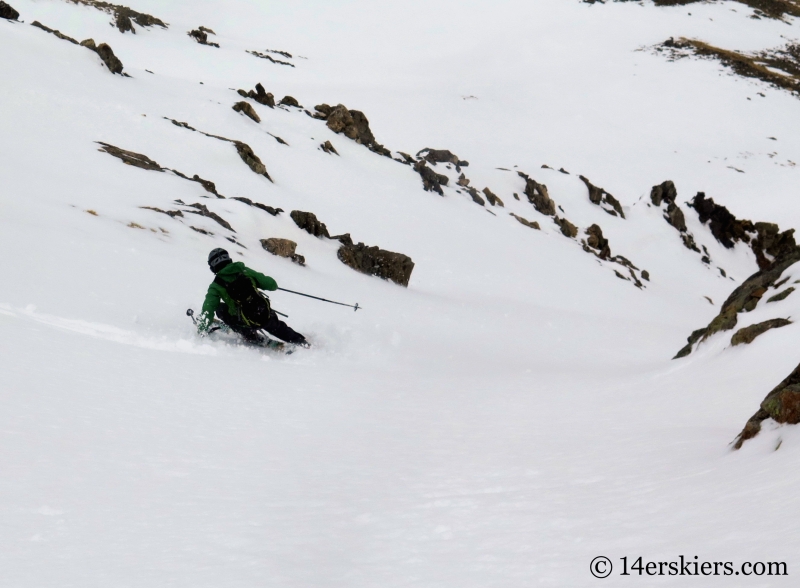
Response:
[690,192,754,249]
[584,224,611,259]
[396,152,415,165]
[190,226,212,235]
[681,233,701,253]
[456,174,470,187]
[675,246,800,357]
[231,197,282,216]
[331,233,353,246]
[767,287,795,303]
[314,104,333,118]
[168,169,222,197]
[198,26,215,34]
[184,203,234,232]
[483,188,504,207]
[520,174,556,216]
[579,175,625,218]
[665,201,687,233]
[247,50,294,67]
[239,83,275,107]
[752,222,797,270]
[511,213,540,230]
[650,180,678,207]
[232,101,261,123]
[279,95,300,107]
[673,328,708,359]
[554,216,578,238]
[31,21,79,44]
[97,142,162,170]
[466,187,485,206]
[413,161,448,195]
[115,11,133,33]
[314,103,391,156]
[416,148,469,170]
[260,238,305,266]
[731,318,791,346]
[188,28,219,47]
[67,1,166,30]
[641,270,650,281]
[337,242,415,287]
[290,210,330,238]
[234,141,272,181]
[140,206,183,218]
[94,43,124,74]
[1,1,19,20]
[733,360,800,449]
[319,140,338,155]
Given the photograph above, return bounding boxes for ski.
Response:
[186,309,296,354]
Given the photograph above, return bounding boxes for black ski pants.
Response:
[216,305,306,345]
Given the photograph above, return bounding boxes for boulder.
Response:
[290,210,330,238]
[510,213,540,230]
[260,238,305,265]
[320,140,338,155]
[319,103,390,156]
[233,141,271,181]
[417,148,469,169]
[767,287,795,303]
[0,1,19,20]
[554,216,578,238]
[337,242,415,287]
[94,42,124,74]
[650,180,677,206]
[413,161,448,195]
[279,95,300,107]
[232,101,261,123]
[579,175,625,218]
[731,318,791,346]
[690,192,754,249]
[483,187,504,207]
[522,175,556,216]
[188,28,219,47]
[584,224,610,259]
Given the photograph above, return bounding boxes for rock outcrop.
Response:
[414,161,448,195]
[649,181,704,254]
[70,1,166,31]
[260,238,305,266]
[734,360,800,449]
[247,50,295,67]
[0,1,19,20]
[184,203,234,232]
[690,192,753,249]
[511,213,540,230]
[767,287,795,303]
[320,140,338,155]
[31,25,126,74]
[731,318,791,346]
[337,242,415,287]
[234,141,272,181]
[290,211,330,238]
[674,245,800,357]
[97,142,162,170]
[583,224,611,259]
[188,28,219,47]
[231,197,282,217]
[237,83,275,107]
[554,216,578,238]
[232,101,261,123]
[580,175,625,218]
[519,173,556,216]
[313,104,391,156]
[416,148,469,171]
[483,188,504,207]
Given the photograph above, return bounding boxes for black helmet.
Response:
[208,248,231,273]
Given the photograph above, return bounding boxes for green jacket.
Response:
[198,262,277,332]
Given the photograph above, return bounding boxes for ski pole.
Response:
[277,287,361,311]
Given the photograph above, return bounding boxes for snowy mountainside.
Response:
[2,0,800,586]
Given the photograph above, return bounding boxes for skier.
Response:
[197,248,310,348]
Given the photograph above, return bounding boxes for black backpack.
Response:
[215,272,271,326]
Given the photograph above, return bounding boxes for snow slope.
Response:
[2,0,800,585]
